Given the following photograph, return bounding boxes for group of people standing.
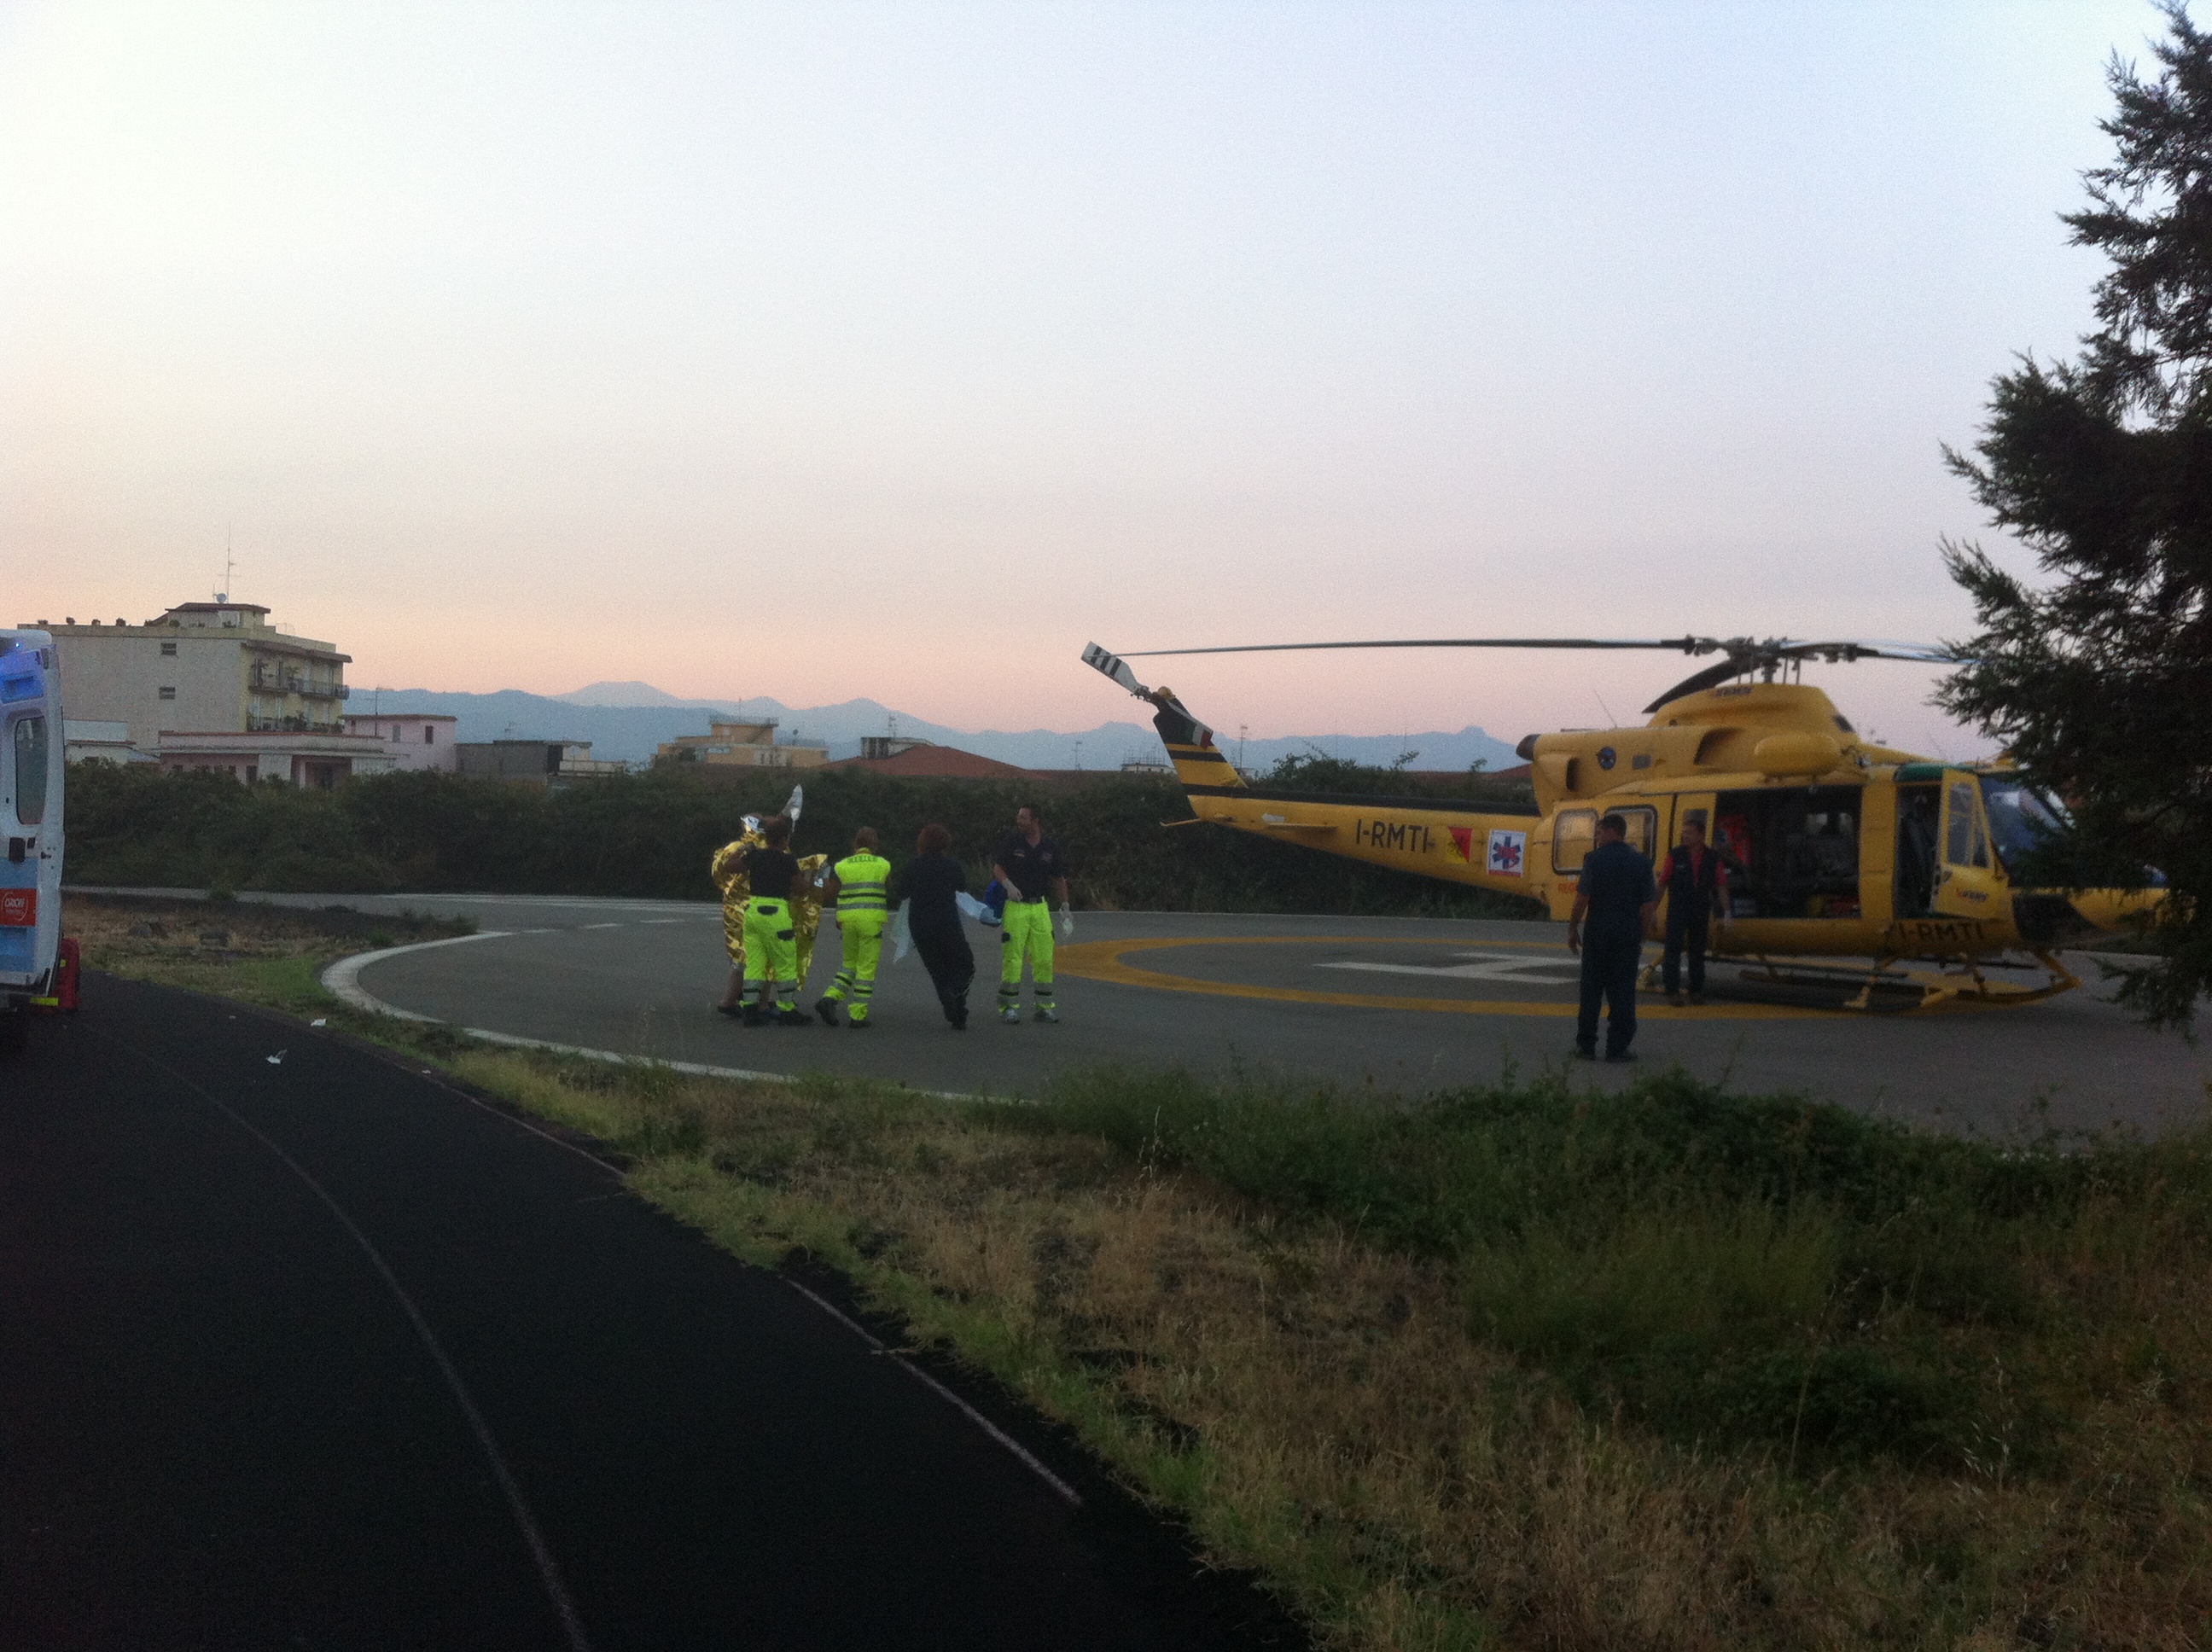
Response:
[1568,811,1732,1062]
[711,802,1073,1032]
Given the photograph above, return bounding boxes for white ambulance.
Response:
[1,629,66,1051]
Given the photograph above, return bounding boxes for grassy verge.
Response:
[73,899,2212,1650]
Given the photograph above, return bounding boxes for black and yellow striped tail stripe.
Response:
[1152,699,1246,789]
[1164,743,1244,788]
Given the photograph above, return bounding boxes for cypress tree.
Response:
[1941,3,2212,1027]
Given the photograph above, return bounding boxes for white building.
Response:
[64,720,152,764]
[341,713,460,773]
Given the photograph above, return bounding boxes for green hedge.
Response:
[62,764,1541,917]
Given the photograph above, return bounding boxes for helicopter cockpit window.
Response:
[1715,786,1861,919]
[1552,809,1597,873]
[1978,777,2066,874]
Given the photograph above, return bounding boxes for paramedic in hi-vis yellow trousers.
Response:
[737,815,812,1026]
[815,827,891,1028]
[991,802,1073,1024]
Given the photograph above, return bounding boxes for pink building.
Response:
[340,713,461,773]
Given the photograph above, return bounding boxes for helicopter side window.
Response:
[1613,806,1656,860]
[1552,809,1597,873]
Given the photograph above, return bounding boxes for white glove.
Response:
[1057,905,1074,939]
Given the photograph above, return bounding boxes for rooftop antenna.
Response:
[216,521,236,603]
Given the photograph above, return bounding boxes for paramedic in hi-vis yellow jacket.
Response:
[816,827,892,1027]
[991,802,1073,1024]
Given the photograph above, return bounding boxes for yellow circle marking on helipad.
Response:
[1054,936,1823,1020]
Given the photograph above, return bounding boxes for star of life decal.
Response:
[1487,829,1527,876]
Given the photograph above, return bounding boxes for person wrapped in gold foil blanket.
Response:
[711,787,827,1018]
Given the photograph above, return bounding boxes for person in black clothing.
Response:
[1569,812,1656,1062]
[1656,814,1731,1004]
[894,822,976,1029]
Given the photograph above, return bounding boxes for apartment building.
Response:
[26,600,387,784]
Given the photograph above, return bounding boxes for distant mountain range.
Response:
[351,681,1522,773]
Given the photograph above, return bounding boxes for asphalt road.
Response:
[206,889,2212,1139]
[0,975,1301,1651]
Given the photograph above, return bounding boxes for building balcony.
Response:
[247,714,346,735]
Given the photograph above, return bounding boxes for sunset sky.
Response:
[1,2,2160,755]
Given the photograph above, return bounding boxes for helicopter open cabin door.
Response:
[1932,769,2005,922]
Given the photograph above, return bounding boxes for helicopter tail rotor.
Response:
[1083,643,1246,789]
[1081,642,1152,701]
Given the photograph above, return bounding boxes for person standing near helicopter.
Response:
[1568,811,1657,1062]
[1656,814,1731,1005]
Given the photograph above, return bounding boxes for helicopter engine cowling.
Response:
[1752,732,1844,777]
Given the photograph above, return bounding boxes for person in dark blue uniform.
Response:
[1569,812,1656,1062]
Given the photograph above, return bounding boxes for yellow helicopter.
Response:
[1082,637,2161,1009]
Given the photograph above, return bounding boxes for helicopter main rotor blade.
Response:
[1773,641,1959,664]
[1643,657,1758,713]
[1118,637,1708,658]
[1641,641,1964,713]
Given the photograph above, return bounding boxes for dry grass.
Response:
[441,1051,2212,1652]
[68,893,470,1015]
[71,898,2212,1651]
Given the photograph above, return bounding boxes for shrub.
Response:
[63,763,1542,917]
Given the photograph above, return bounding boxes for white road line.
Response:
[116,1038,596,1652]
[581,922,623,930]
[781,1278,1082,1508]
[313,938,1061,1505]
[319,942,1018,1102]
[1319,953,1580,983]
[322,934,513,1021]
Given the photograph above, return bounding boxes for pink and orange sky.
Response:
[2,2,2161,757]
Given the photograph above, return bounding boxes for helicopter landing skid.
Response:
[1639,951,2081,1013]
